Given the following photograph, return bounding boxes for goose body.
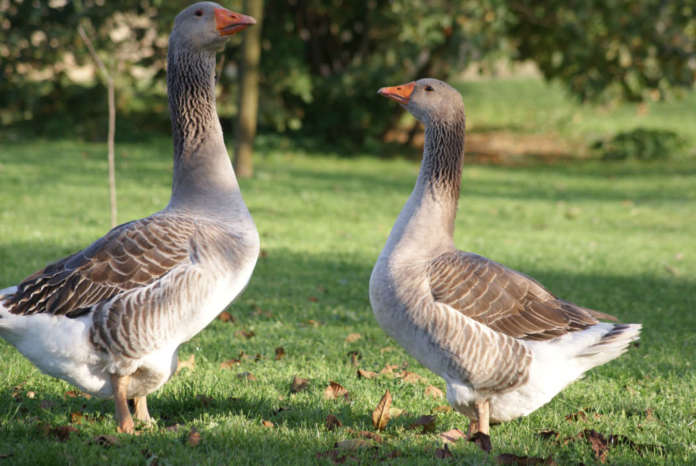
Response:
[369,78,641,438]
[0,2,258,433]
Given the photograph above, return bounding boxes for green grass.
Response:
[1,81,695,464]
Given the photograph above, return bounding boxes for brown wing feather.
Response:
[428,251,605,340]
[5,214,196,317]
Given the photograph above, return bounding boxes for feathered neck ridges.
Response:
[421,111,466,202]
[167,46,219,161]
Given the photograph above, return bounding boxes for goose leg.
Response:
[475,399,490,435]
[111,374,135,434]
[133,396,152,425]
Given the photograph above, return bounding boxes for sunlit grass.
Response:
[0,81,695,463]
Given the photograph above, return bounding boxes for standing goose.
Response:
[0,2,258,434]
[369,78,641,443]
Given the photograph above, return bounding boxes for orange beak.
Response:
[378,81,416,105]
[215,8,256,36]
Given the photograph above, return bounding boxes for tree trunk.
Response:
[234,0,264,179]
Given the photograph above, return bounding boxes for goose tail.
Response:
[0,286,19,326]
[575,323,642,367]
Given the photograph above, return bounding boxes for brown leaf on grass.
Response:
[400,371,424,384]
[262,420,274,428]
[565,410,587,422]
[50,425,78,442]
[348,351,361,367]
[345,428,384,443]
[235,329,255,339]
[582,429,609,463]
[537,430,559,441]
[70,412,84,424]
[433,405,452,413]
[306,319,321,327]
[345,333,362,343]
[425,385,444,399]
[220,359,241,369]
[26,391,35,399]
[308,296,319,302]
[324,381,349,401]
[440,428,466,444]
[357,369,377,379]
[379,364,399,376]
[435,444,453,459]
[217,311,235,323]
[407,415,436,433]
[64,390,91,399]
[290,375,309,393]
[645,408,657,422]
[372,389,392,431]
[326,414,342,431]
[380,346,396,354]
[274,347,286,360]
[237,372,257,381]
[496,453,556,465]
[92,435,118,447]
[469,432,492,453]
[187,427,201,447]
[176,355,195,373]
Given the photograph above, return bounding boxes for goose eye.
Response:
[424,85,434,92]
[194,9,203,16]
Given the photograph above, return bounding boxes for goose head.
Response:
[171,2,256,52]
[378,78,464,127]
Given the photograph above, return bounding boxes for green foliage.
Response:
[592,128,687,161]
[1,138,695,464]
[506,0,696,101]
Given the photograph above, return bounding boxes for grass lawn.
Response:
[1,80,695,464]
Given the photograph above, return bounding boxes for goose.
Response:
[0,2,258,434]
[369,78,641,443]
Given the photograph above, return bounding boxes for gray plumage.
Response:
[370,78,641,439]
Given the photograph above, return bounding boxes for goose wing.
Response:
[3,214,195,318]
[428,251,611,341]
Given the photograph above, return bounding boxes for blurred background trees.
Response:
[1,0,694,149]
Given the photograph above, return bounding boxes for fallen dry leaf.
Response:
[425,385,444,399]
[440,428,466,444]
[234,329,255,339]
[469,432,492,453]
[345,333,362,343]
[582,429,608,463]
[400,371,424,384]
[407,414,436,433]
[237,372,257,381]
[357,369,377,379]
[262,420,274,428]
[187,427,201,447]
[64,390,91,399]
[324,381,349,401]
[220,359,241,369]
[496,453,556,465]
[50,425,78,442]
[274,347,286,360]
[435,444,453,459]
[306,319,321,327]
[372,389,392,431]
[290,375,309,393]
[348,351,361,367]
[26,391,35,399]
[326,414,342,431]
[379,364,399,376]
[308,296,319,302]
[70,412,84,424]
[176,355,195,373]
[380,346,396,354]
[433,405,452,413]
[217,311,234,323]
[565,410,587,422]
[345,428,384,443]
